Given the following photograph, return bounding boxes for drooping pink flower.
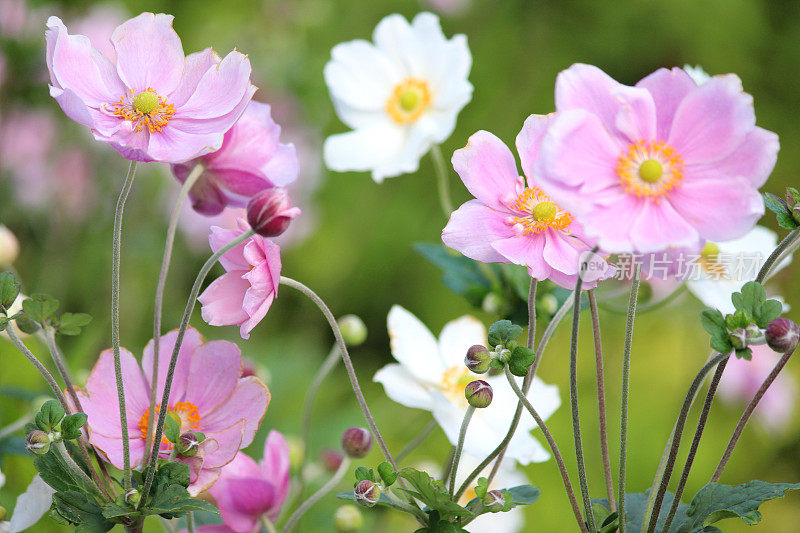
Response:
[45,13,256,163]
[534,64,777,253]
[75,328,270,495]
[718,344,796,431]
[198,219,281,339]
[442,118,616,289]
[170,101,298,216]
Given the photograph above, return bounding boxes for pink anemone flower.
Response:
[442,117,615,289]
[171,101,299,216]
[76,328,270,495]
[45,12,256,163]
[534,64,778,253]
[198,219,281,339]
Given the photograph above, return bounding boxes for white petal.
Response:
[322,121,405,182]
[374,364,436,411]
[386,305,444,383]
[438,315,487,368]
[9,475,55,533]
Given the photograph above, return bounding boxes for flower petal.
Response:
[635,67,697,141]
[630,199,700,253]
[689,126,779,189]
[201,377,270,447]
[202,419,246,469]
[374,364,437,411]
[322,121,405,183]
[185,340,243,415]
[438,316,487,368]
[9,475,56,533]
[442,200,515,263]
[141,327,204,407]
[199,272,250,328]
[169,48,219,107]
[491,234,548,280]
[452,130,519,211]
[387,305,444,383]
[174,51,254,122]
[515,113,554,182]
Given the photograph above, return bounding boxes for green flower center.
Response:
[701,242,720,261]
[132,90,159,115]
[638,159,664,183]
[532,201,557,221]
[399,90,421,112]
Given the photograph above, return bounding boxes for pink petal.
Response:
[201,377,270,448]
[146,126,225,164]
[174,51,254,122]
[239,287,275,340]
[209,226,250,271]
[217,452,262,481]
[199,272,250,327]
[141,328,204,407]
[690,127,779,189]
[261,431,290,517]
[169,48,220,107]
[452,130,520,211]
[202,419,246,469]
[441,200,515,263]
[214,477,275,533]
[667,74,755,165]
[89,431,147,470]
[188,467,221,497]
[515,114,554,182]
[491,234,548,280]
[635,67,697,141]
[185,340,243,415]
[629,199,700,253]
[580,193,645,253]
[111,13,185,95]
[542,230,585,275]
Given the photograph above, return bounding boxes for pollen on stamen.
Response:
[507,187,574,235]
[110,88,176,134]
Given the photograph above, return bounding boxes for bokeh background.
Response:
[1,0,799,531]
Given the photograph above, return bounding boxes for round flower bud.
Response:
[246,188,301,237]
[341,427,373,458]
[338,315,367,346]
[766,318,800,354]
[320,448,344,473]
[124,488,141,506]
[26,430,51,455]
[177,432,200,457]
[354,480,381,508]
[465,380,493,408]
[465,345,491,374]
[0,225,19,267]
[0,504,6,521]
[482,490,506,512]
[333,504,363,532]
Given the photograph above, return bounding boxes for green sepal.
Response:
[354,466,375,483]
[487,320,523,347]
[14,313,40,334]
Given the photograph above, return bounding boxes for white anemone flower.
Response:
[323,12,473,182]
[685,226,791,314]
[374,306,561,464]
[0,466,55,533]
[454,454,527,533]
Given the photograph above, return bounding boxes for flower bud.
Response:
[341,427,373,458]
[354,480,381,507]
[286,435,305,469]
[465,345,491,374]
[729,328,747,350]
[766,318,800,354]
[124,488,140,506]
[0,504,6,521]
[0,225,19,267]
[333,504,363,532]
[482,490,505,512]
[465,380,493,408]
[338,315,367,346]
[246,188,301,237]
[26,430,51,455]
[321,448,344,473]
[177,432,200,457]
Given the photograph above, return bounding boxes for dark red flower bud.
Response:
[246,188,301,237]
[465,380,493,408]
[321,448,344,472]
[766,318,800,354]
[354,480,381,507]
[465,345,491,374]
[482,490,506,512]
[341,427,373,458]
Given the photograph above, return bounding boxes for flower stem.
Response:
[431,144,454,217]
[710,347,795,483]
[396,420,438,463]
[262,516,278,533]
[186,511,195,533]
[53,440,102,498]
[280,276,398,469]
[111,160,137,490]
[618,266,640,532]
[588,289,615,511]
[139,229,255,503]
[5,324,70,411]
[146,163,205,464]
[281,457,351,533]
[300,345,340,468]
[757,227,800,283]
[449,406,476,497]
[504,366,589,533]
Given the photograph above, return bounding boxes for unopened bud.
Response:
[26,430,51,455]
[320,448,344,473]
[793,204,800,224]
[465,380,493,408]
[342,427,373,458]
[766,318,800,354]
[729,328,747,350]
[333,504,363,532]
[482,490,505,512]
[246,188,301,237]
[339,315,367,346]
[0,225,19,267]
[354,480,380,507]
[0,504,6,521]
[286,435,305,469]
[177,432,200,457]
[465,345,491,374]
[124,488,140,506]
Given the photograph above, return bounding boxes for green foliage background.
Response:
[1,0,799,530]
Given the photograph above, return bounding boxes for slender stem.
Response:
[281,457,351,533]
[41,328,81,412]
[111,161,137,490]
[262,516,278,533]
[441,446,456,485]
[449,406,476,497]
[147,163,205,463]
[5,325,70,410]
[504,367,589,533]
[530,292,575,378]
[396,420,437,463]
[280,276,398,469]
[661,357,729,532]
[139,230,254,503]
[756,227,800,283]
[431,145,454,217]
[186,512,195,533]
[618,266,640,532]
[589,289,615,511]
[645,353,728,533]
[53,440,101,497]
[300,345,340,467]
[710,348,795,482]
[569,253,595,533]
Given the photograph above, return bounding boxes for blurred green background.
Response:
[1,0,799,531]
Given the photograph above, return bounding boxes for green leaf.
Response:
[754,299,782,329]
[100,502,135,520]
[61,413,88,441]
[474,477,489,499]
[155,460,191,489]
[487,320,522,347]
[0,271,20,311]
[52,491,115,532]
[734,282,766,317]
[35,451,83,493]
[734,347,753,360]
[145,483,217,518]
[678,480,800,531]
[593,491,690,533]
[415,243,491,307]
[35,400,65,432]
[163,413,181,444]
[14,313,40,334]
[786,187,800,204]
[764,192,790,216]
[709,335,732,355]
[22,294,59,324]
[354,466,375,482]
[57,313,92,336]
[776,211,799,230]
[377,461,397,486]
[505,484,540,505]
[398,467,472,519]
[700,310,726,337]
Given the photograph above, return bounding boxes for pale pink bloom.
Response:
[442,119,615,289]
[71,2,127,62]
[198,219,281,339]
[171,101,298,215]
[534,64,777,253]
[718,344,796,431]
[45,13,256,163]
[75,328,271,495]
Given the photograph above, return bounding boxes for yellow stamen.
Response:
[617,140,684,200]
[638,159,663,183]
[701,242,720,261]
[386,78,431,124]
[510,187,574,235]
[138,401,202,445]
[111,88,176,133]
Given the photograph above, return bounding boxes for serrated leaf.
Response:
[35,400,65,432]
[0,271,20,310]
[354,466,375,482]
[710,335,732,354]
[700,310,726,337]
[61,413,87,441]
[764,192,790,216]
[754,299,782,328]
[474,478,488,499]
[593,491,689,533]
[155,460,191,489]
[52,491,114,532]
[15,313,40,334]
[22,294,59,324]
[734,347,753,360]
[398,467,472,518]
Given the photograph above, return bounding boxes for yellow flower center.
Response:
[440,366,475,405]
[138,401,201,446]
[698,241,727,277]
[701,242,720,261]
[386,78,431,124]
[111,88,176,133]
[617,140,684,200]
[509,186,574,235]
